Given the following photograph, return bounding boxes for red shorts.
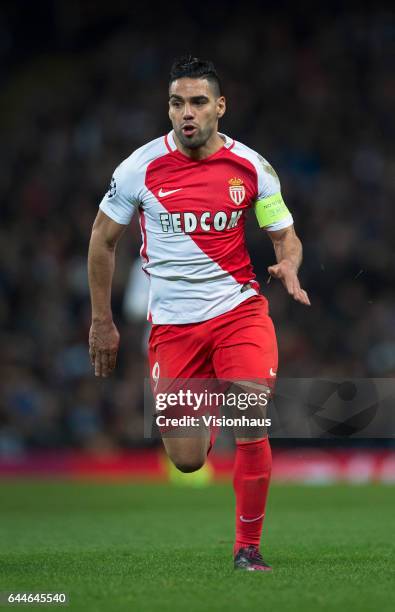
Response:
[148,295,278,417]
[148,295,277,435]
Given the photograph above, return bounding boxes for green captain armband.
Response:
[254,193,290,228]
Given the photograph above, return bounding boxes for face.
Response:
[168,78,226,150]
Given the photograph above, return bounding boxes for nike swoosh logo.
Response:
[158,188,182,197]
[240,513,264,523]
[269,368,277,376]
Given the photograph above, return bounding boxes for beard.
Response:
[174,125,213,150]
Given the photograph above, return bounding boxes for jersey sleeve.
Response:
[99,159,139,225]
[254,155,294,231]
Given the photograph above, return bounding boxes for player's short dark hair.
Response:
[169,55,222,97]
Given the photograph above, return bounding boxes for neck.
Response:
[173,131,225,161]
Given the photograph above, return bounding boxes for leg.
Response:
[148,322,219,474]
[233,435,272,553]
[233,438,273,571]
[212,296,277,563]
[228,380,272,553]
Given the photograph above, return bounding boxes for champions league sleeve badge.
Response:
[106,176,117,198]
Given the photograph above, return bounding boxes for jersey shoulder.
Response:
[99,135,169,224]
[118,134,169,178]
[110,135,170,201]
[229,139,281,198]
[230,139,275,174]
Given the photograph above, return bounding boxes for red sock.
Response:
[233,438,272,555]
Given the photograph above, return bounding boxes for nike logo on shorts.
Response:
[270,368,277,376]
[158,188,182,197]
[239,513,264,523]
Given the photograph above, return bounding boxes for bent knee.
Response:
[172,456,206,473]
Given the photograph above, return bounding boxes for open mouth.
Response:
[182,125,198,137]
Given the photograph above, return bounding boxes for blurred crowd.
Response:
[0,4,394,452]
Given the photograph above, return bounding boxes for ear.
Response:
[216,96,226,119]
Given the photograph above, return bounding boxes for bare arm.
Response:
[266,225,311,306]
[88,210,128,377]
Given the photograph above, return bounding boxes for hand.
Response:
[267,260,311,306]
[89,319,120,377]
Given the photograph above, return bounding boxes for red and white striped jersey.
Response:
[99,131,293,324]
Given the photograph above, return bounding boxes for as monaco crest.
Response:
[228,177,245,205]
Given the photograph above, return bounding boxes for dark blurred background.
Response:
[0,1,394,455]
